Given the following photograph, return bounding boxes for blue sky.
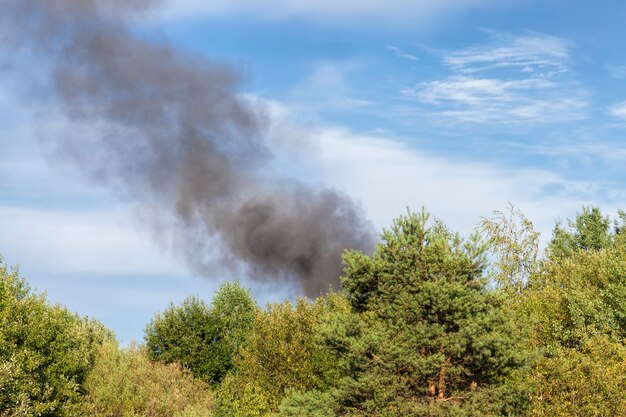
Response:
[2,0,626,342]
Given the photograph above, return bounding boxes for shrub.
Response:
[83,341,213,417]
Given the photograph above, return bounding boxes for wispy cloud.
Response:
[609,101,626,119]
[264,98,607,238]
[404,32,587,124]
[444,32,569,74]
[387,45,418,62]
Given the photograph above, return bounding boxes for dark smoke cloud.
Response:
[1,0,375,295]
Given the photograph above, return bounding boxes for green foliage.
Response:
[526,236,626,349]
[459,383,531,417]
[0,257,112,416]
[528,335,626,417]
[145,296,221,382]
[549,206,626,258]
[83,341,213,417]
[145,282,256,384]
[277,389,336,417]
[330,210,524,416]
[480,204,541,293]
[9,205,626,417]
[518,207,626,416]
[215,294,346,417]
[211,281,258,354]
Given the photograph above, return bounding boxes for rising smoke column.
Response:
[1,0,375,295]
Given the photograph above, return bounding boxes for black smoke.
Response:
[1,0,375,296]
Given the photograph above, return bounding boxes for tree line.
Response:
[2,206,626,416]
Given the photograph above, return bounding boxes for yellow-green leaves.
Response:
[529,336,626,417]
[84,341,213,417]
[215,294,347,417]
[480,204,541,294]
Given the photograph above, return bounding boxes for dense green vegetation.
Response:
[2,206,626,416]
[145,283,257,385]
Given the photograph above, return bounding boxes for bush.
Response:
[83,341,213,417]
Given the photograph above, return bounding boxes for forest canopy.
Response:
[2,206,626,416]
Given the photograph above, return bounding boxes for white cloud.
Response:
[157,0,520,21]
[0,205,183,276]
[268,123,603,242]
[405,32,587,124]
[387,45,419,62]
[443,32,569,74]
[609,101,626,119]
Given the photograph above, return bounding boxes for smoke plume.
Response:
[1,0,375,295]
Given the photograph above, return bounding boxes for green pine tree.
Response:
[328,210,525,416]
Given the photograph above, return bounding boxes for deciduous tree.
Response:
[145,282,257,385]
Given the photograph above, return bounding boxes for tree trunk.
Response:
[437,357,449,400]
[427,378,436,397]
